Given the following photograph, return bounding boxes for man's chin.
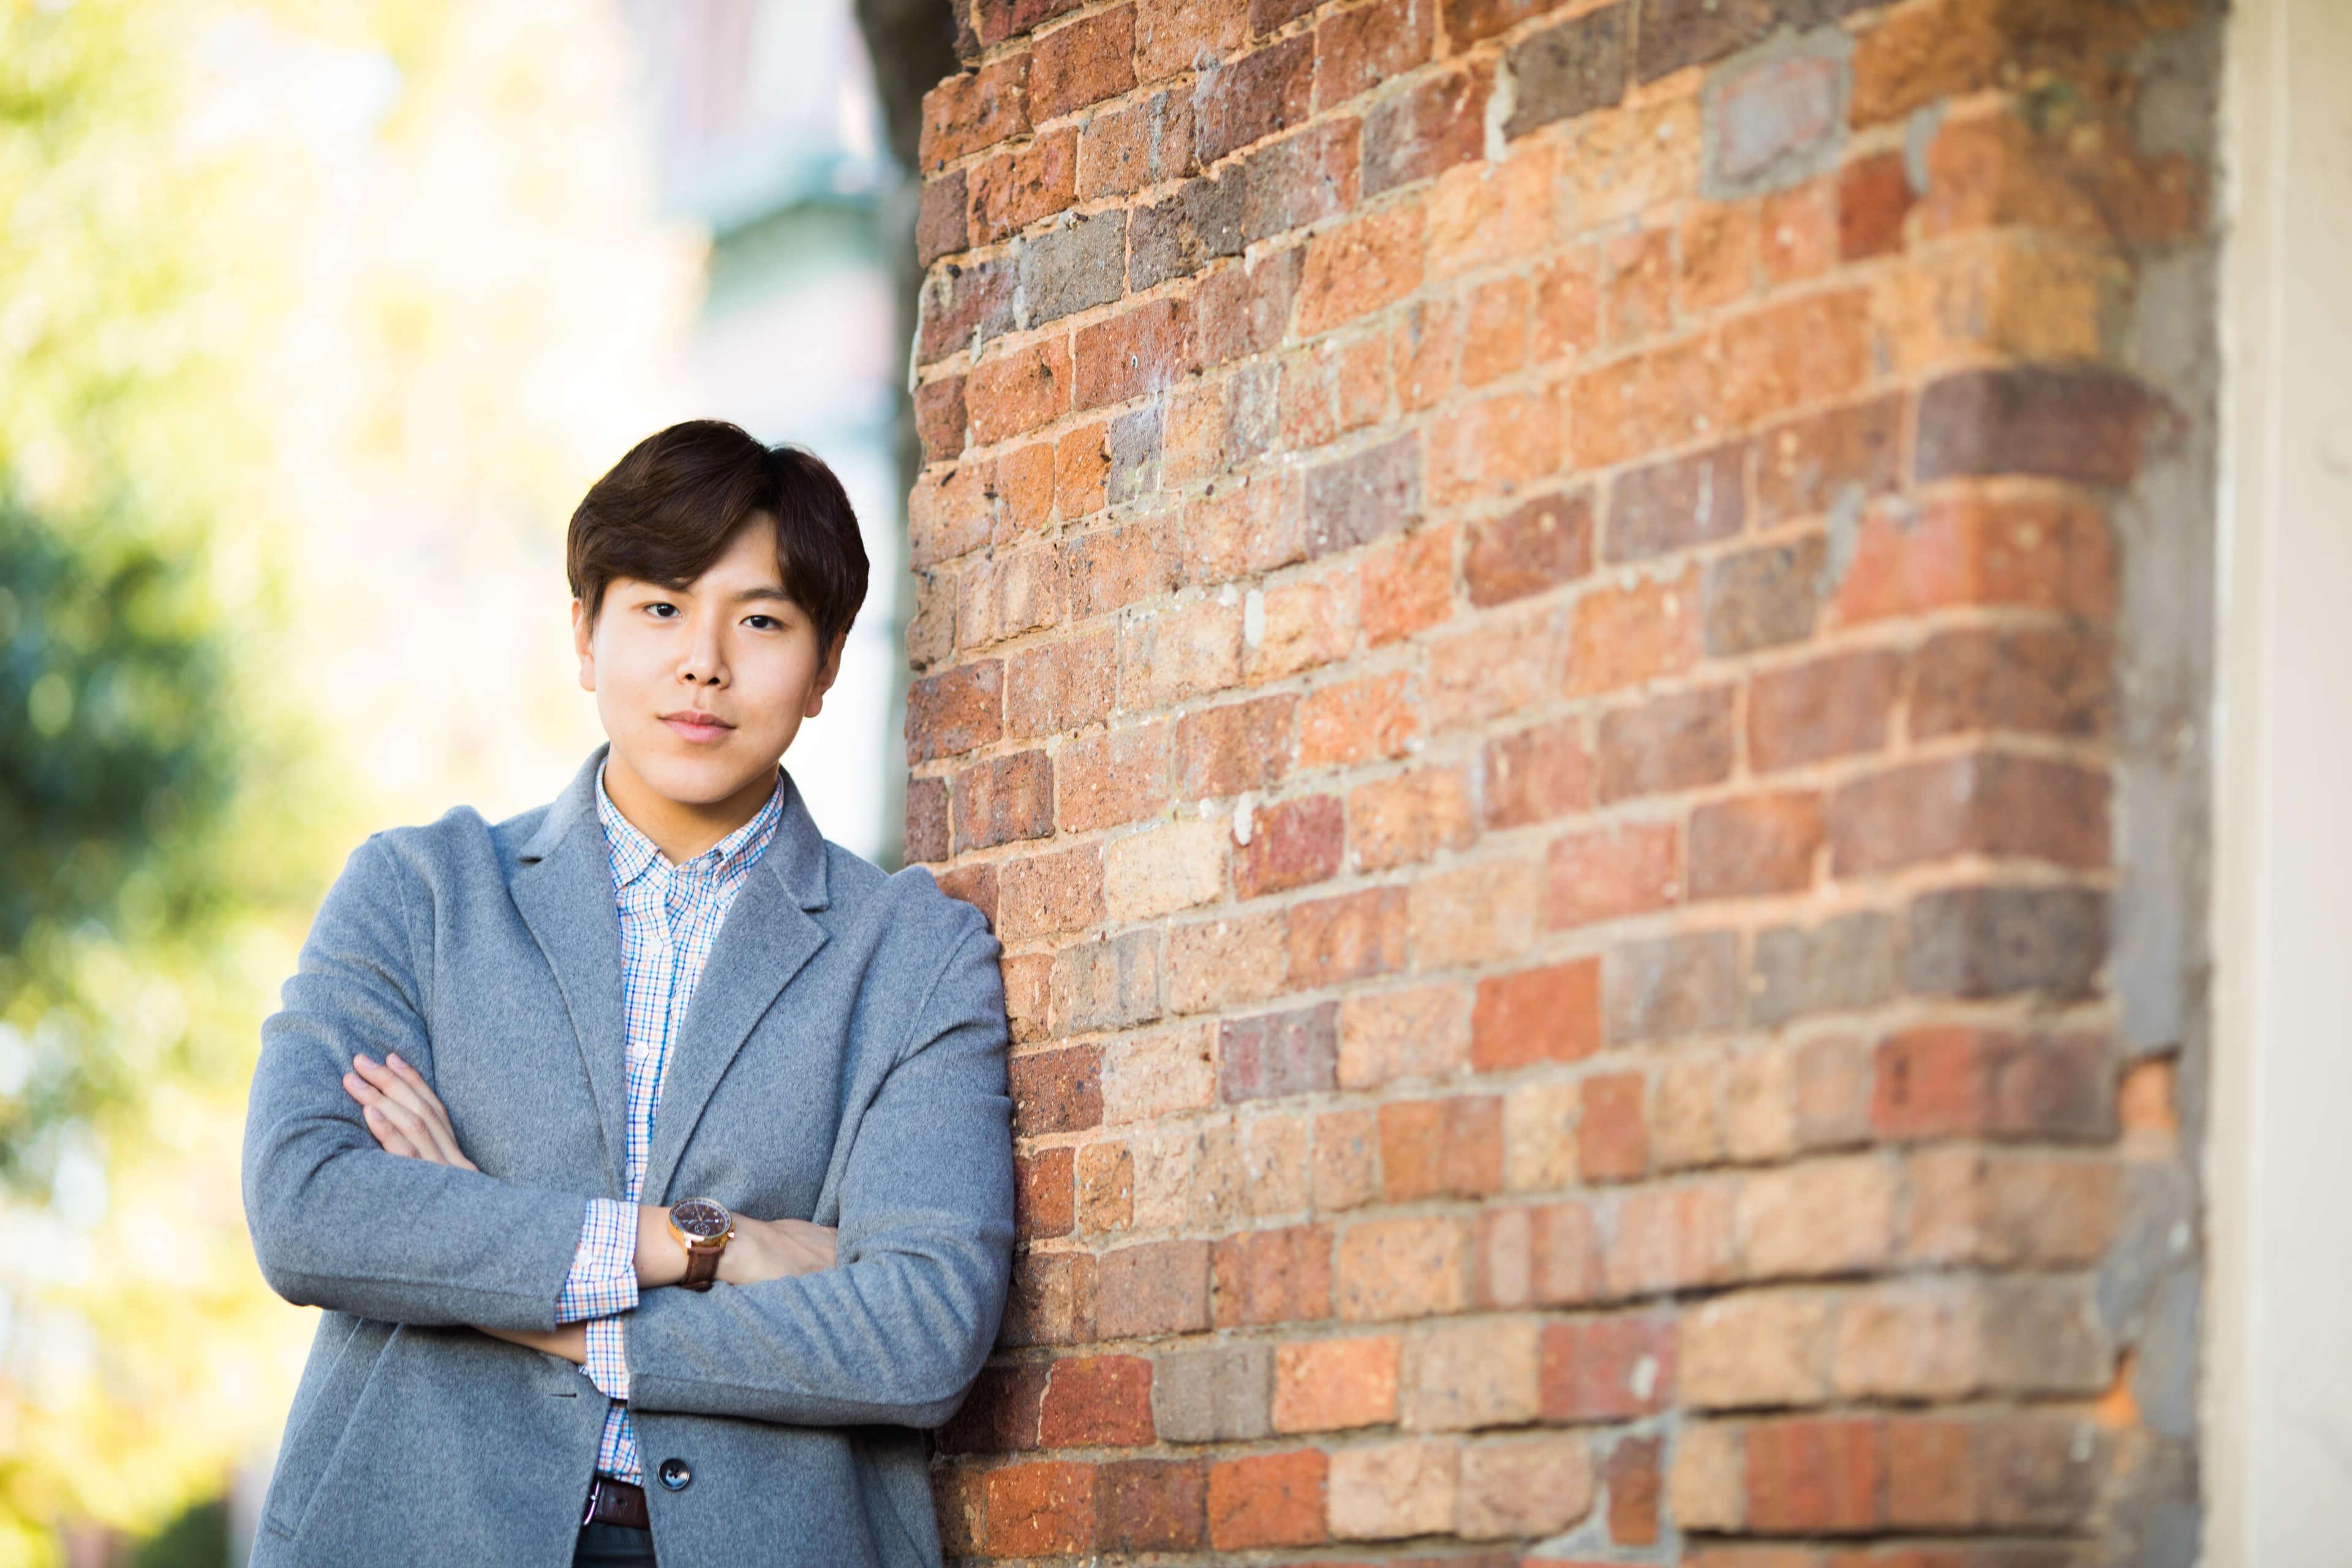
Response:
[614,737,782,809]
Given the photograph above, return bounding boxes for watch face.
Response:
[672,1197,730,1241]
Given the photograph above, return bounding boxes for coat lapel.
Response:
[510,744,630,1197]
[643,766,833,1205]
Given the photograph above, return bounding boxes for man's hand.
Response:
[718,1215,837,1287]
[342,1052,477,1170]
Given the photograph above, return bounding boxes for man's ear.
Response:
[571,598,595,692]
[802,631,848,718]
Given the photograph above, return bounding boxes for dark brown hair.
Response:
[567,419,870,653]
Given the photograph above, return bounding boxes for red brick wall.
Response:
[902,0,2217,1560]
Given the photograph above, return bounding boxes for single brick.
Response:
[1484,717,1596,828]
[1605,441,1747,563]
[1904,884,2108,1001]
[1050,929,1164,1034]
[1327,1438,1460,1539]
[1175,693,1298,798]
[1197,245,1303,366]
[1028,5,1136,123]
[1606,930,1742,1042]
[1336,1215,1471,1321]
[1020,209,1128,326]
[1193,33,1316,166]
[916,256,1017,364]
[1272,1334,1401,1432]
[1287,886,1409,986]
[1074,297,1197,410]
[907,660,1004,763]
[1305,434,1420,559]
[1539,1311,1677,1420]
[1705,534,1827,656]
[1689,790,1825,900]
[1242,121,1363,243]
[937,1361,1048,1455]
[1606,1431,1664,1544]
[1039,1354,1156,1447]
[1466,489,1595,606]
[1098,1239,1213,1338]
[1915,366,2159,488]
[1597,685,1737,803]
[967,335,1073,444]
[970,127,1080,242]
[982,1460,1098,1557]
[1506,3,1632,137]
[1212,1223,1335,1325]
[1748,647,1901,773]
[1829,753,2110,875]
[1316,0,1436,110]
[1871,1026,2115,1142]
[919,55,1031,170]
[1220,1000,1341,1102]
[1458,1433,1597,1539]
[1545,820,1680,929]
[1297,200,1427,337]
[1709,48,1847,194]
[1205,1448,1328,1550]
[1748,911,1898,1027]
[1743,1415,1887,1535]
[1403,1314,1542,1431]
[1055,723,1170,833]
[1380,1096,1505,1201]
[1153,1341,1273,1443]
[913,374,968,465]
[1839,149,1912,258]
[1580,1072,1648,1182]
[1016,1146,1076,1241]
[1131,169,1246,290]
[1099,1459,1207,1551]
[1364,62,1491,197]
[1471,958,1604,1069]
[1912,626,2112,741]
[1236,793,1346,897]
[1008,1045,1103,1137]
[952,748,1055,852]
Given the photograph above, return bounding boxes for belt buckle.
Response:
[581,1477,603,1528]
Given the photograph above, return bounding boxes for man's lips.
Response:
[661,712,734,741]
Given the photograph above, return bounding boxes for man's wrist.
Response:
[633,1204,687,1288]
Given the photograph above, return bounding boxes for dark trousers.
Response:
[573,1521,657,1566]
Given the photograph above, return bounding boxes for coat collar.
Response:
[509,739,835,1200]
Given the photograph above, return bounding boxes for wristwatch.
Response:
[667,1197,735,1291]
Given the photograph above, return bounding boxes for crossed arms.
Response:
[240,833,1017,1430]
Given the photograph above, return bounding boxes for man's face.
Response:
[570,513,842,810]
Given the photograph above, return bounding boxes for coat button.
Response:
[657,1458,692,1491]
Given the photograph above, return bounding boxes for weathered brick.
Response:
[1540,1310,1677,1420]
[1099,1239,1213,1338]
[1381,1096,1505,1200]
[1289,886,1409,984]
[1484,717,1594,827]
[982,1460,1098,1557]
[1099,1459,1207,1551]
[953,748,1055,851]
[1316,0,1436,111]
[967,335,1073,444]
[1904,884,2108,1001]
[1213,1223,1333,1325]
[1175,693,1298,797]
[1749,911,1898,1027]
[1709,47,1847,194]
[1197,246,1303,366]
[1017,1145,1076,1242]
[1545,820,1680,928]
[1051,929,1164,1033]
[1337,1215,1471,1320]
[920,56,1031,172]
[1460,1433,1596,1539]
[1743,1415,1887,1535]
[918,256,1018,365]
[1298,671,1419,767]
[1364,62,1491,197]
[1328,1439,1460,1539]
[1872,1026,2114,1142]
[1074,298,1197,410]
[1689,790,1824,900]
[971,127,1080,241]
[1241,120,1362,242]
[1338,983,1470,1088]
[1055,722,1169,832]
[908,660,1004,763]
[905,775,949,864]
[1349,766,1476,872]
[1580,1071,1648,1182]
[1913,625,2112,741]
[1221,1001,1340,1101]
[1830,753,2109,875]
[1020,209,1128,326]
[1303,434,1420,559]
[1028,6,1136,123]
[1466,489,1594,606]
[1598,685,1736,802]
[1297,200,1427,337]
[1039,1354,1155,1446]
[1915,366,2159,487]
[1131,169,1246,290]
[1835,492,2114,625]
[1235,793,1345,897]
[1272,1334,1401,1432]
[1607,930,1742,1042]
[1506,3,1632,137]
[1569,564,1702,695]
[1605,442,1746,564]
[1194,33,1316,165]
[1747,647,1899,773]
[1153,1341,1273,1442]
[1134,0,1249,80]
[1705,534,1826,656]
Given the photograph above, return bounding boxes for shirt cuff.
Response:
[555,1197,641,1325]
[583,1314,630,1401]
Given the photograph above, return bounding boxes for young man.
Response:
[239,420,1014,1567]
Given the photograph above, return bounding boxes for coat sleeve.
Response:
[619,907,1016,1430]
[240,832,590,1329]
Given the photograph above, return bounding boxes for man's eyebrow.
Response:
[731,585,796,605]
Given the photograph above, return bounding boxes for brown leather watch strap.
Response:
[681,1240,722,1291]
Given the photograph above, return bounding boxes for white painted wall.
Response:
[2207,0,2352,1556]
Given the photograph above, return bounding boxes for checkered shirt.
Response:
[553,755,783,1483]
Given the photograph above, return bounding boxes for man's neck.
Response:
[600,750,779,865]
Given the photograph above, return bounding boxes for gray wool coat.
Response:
[239,741,1014,1567]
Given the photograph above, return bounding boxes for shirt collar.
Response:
[594,755,784,889]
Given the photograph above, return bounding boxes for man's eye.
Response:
[746,614,780,630]
[646,602,679,617]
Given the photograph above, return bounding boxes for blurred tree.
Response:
[0,0,699,1561]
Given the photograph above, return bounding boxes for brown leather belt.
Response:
[582,1476,650,1531]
